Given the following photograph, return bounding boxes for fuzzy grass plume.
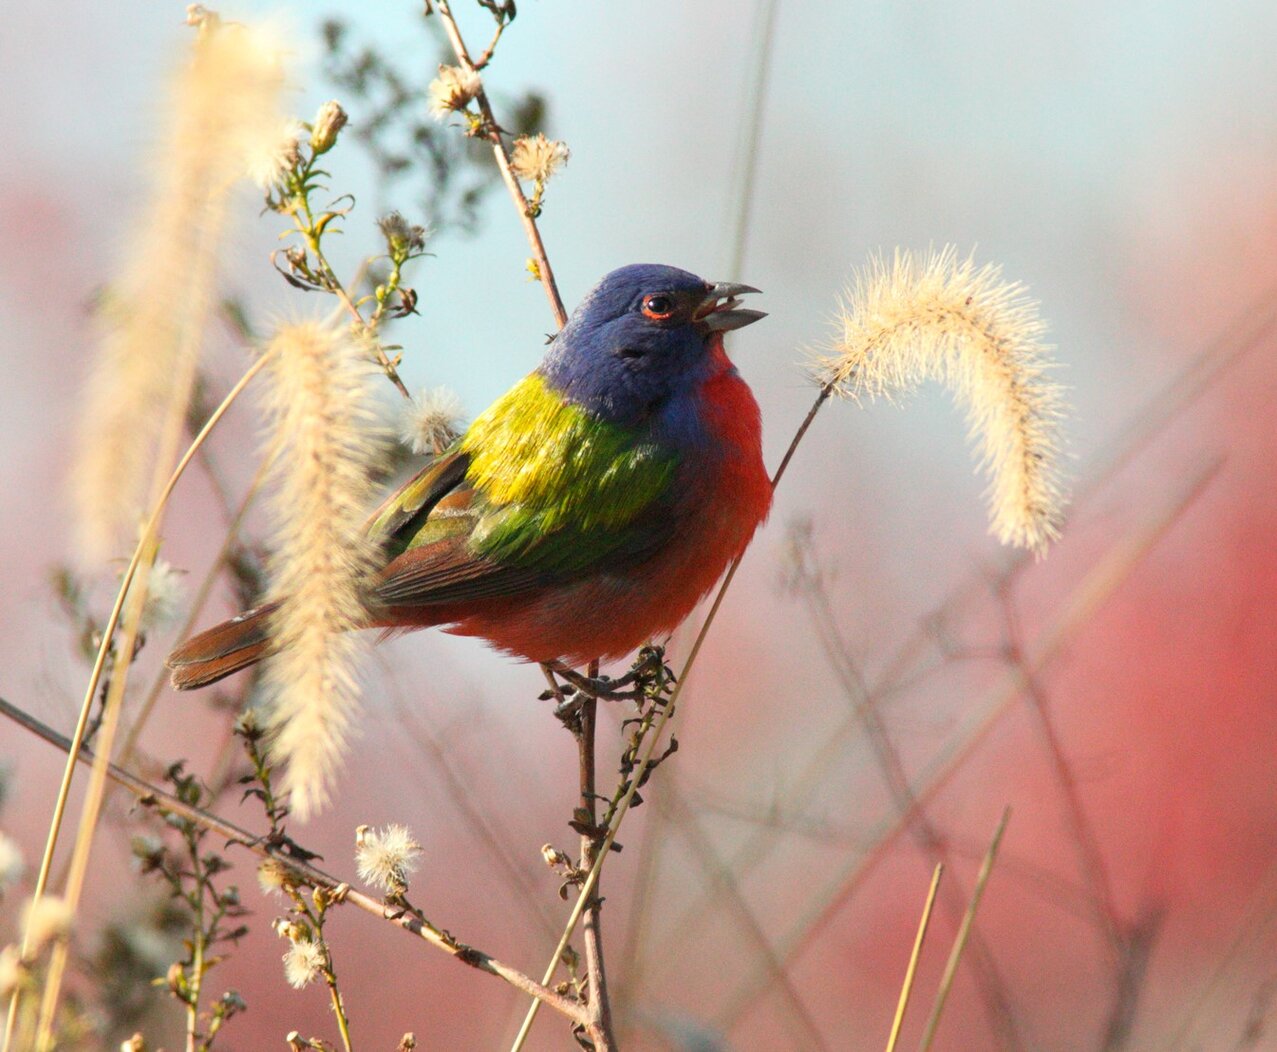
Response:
[817,247,1068,552]
[260,321,384,820]
[69,16,290,562]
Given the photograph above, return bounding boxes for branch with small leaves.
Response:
[263,101,419,399]
[269,883,354,1052]
[0,697,591,1031]
[131,764,249,1051]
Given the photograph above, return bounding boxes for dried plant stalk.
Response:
[260,322,384,820]
[70,19,290,561]
[817,246,1068,552]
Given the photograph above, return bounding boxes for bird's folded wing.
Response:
[371,482,677,606]
[366,379,683,607]
[365,448,472,545]
[373,486,547,605]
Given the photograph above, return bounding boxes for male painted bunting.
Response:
[167,264,772,688]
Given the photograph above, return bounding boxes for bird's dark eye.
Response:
[617,347,644,360]
[641,293,675,320]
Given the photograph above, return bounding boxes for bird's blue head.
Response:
[539,264,765,426]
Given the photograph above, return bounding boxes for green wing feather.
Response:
[369,373,680,606]
[460,374,679,574]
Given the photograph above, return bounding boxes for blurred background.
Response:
[2,1,1276,1048]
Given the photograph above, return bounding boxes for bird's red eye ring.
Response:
[642,293,675,320]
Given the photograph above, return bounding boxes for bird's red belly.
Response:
[389,359,772,666]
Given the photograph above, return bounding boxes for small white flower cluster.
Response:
[272,917,325,989]
[283,939,325,990]
[120,558,187,631]
[0,893,71,997]
[23,895,72,949]
[246,120,304,191]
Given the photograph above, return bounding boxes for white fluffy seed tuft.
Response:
[427,65,481,118]
[399,386,465,455]
[355,824,423,893]
[509,133,570,185]
[282,938,325,989]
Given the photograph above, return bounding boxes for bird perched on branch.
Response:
[167,264,771,689]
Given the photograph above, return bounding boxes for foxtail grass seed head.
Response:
[308,100,347,155]
[509,133,570,184]
[260,322,385,820]
[355,824,422,893]
[282,938,325,989]
[70,15,289,563]
[400,386,464,455]
[817,247,1068,553]
[428,64,481,118]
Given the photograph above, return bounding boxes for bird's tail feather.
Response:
[166,602,280,691]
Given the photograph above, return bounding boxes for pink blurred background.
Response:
[2,1,1276,1048]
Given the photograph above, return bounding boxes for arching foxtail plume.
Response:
[816,247,1068,553]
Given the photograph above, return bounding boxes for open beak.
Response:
[693,281,766,333]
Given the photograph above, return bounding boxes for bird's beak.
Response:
[693,281,766,333]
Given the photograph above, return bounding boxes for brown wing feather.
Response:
[373,533,545,606]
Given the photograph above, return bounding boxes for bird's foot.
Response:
[548,662,646,702]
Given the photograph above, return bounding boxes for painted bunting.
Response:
[167,264,772,688]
